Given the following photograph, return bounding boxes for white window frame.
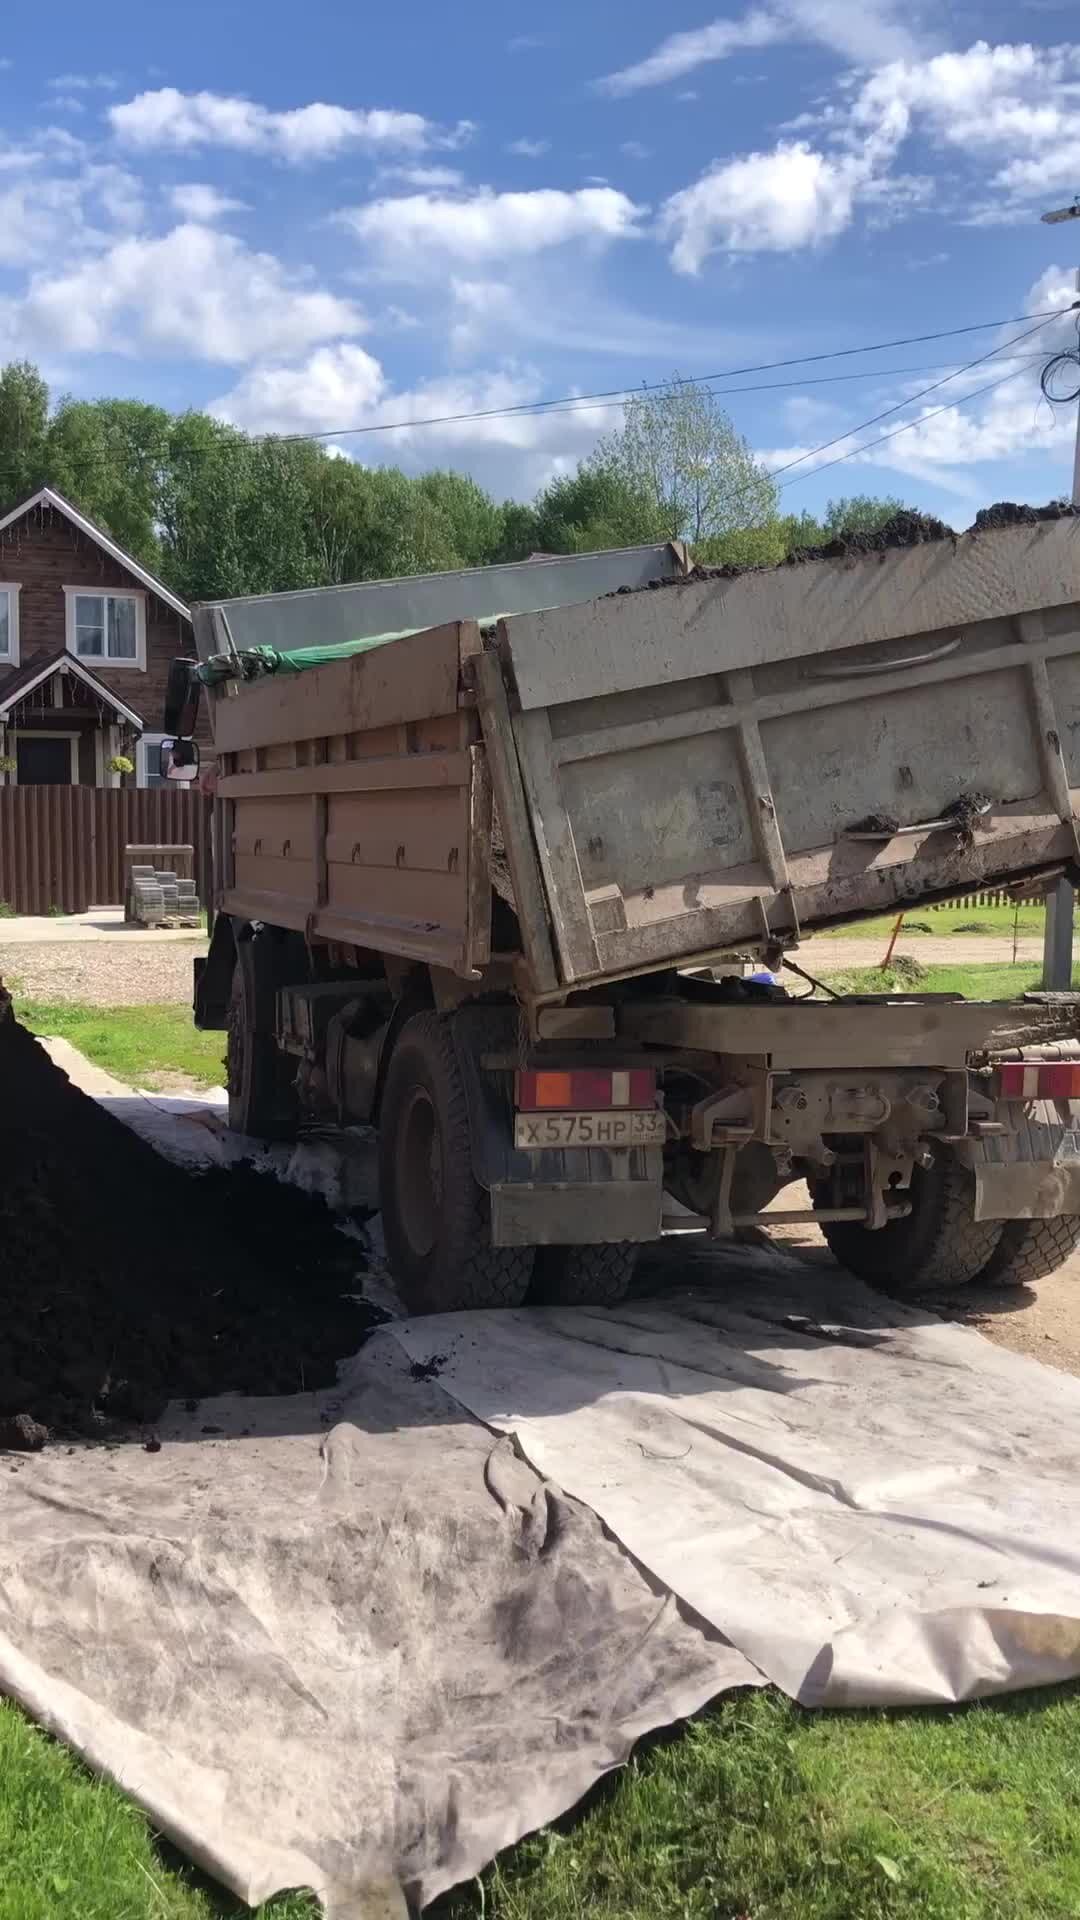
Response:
[137,731,167,789]
[10,729,79,786]
[64,586,146,670]
[0,583,21,668]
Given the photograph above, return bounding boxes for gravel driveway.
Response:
[0,939,205,1005]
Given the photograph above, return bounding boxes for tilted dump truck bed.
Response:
[194,516,1080,992]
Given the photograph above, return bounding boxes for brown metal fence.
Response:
[931,889,1045,911]
[0,788,211,916]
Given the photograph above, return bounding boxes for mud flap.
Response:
[958,1099,1080,1220]
[194,913,237,1030]
[446,1005,663,1246]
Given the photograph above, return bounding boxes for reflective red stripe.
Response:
[997,1061,1080,1099]
[516,1067,657,1111]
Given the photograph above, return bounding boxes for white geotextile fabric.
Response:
[0,1337,755,1917]
[393,1240,1080,1708]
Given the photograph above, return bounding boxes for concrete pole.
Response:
[1042,261,1080,988]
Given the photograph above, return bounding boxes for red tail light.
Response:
[997,1061,1080,1100]
[516,1067,657,1111]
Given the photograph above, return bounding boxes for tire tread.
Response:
[978,1214,1080,1288]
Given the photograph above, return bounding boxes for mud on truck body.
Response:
[162,516,1080,1313]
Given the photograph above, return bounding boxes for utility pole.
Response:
[1039,199,1080,987]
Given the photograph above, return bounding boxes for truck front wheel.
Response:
[378,1013,534,1315]
[818,1143,1002,1294]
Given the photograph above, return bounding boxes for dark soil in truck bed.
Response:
[617,502,1080,596]
[0,1015,378,1447]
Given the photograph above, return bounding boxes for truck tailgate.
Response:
[497,517,1080,986]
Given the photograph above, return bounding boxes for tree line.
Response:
[0,359,909,602]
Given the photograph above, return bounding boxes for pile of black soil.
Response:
[620,500,1078,601]
[0,1016,381,1446]
[786,508,953,565]
[972,500,1079,531]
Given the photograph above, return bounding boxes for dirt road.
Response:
[763,1187,1080,1379]
[0,940,205,1005]
[799,934,1052,971]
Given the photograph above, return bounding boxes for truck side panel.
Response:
[207,620,491,976]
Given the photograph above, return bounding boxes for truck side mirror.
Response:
[159,737,201,783]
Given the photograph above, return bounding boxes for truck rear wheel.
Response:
[226,934,298,1140]
[976,1215,1080,1288]
[378,1012,534,1315]
[531,1242,638,1308]
[819,1144,1002,1294]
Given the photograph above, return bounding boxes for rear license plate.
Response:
[514,1110,665,1149]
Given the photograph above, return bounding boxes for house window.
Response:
[64,588,146,669]
[138,733,169,789]
[0,584,21,666]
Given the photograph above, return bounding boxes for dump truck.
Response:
[162,511,1080,1312]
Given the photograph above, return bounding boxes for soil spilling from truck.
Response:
[0,1015,379,1448]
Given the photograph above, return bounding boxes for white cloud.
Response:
[168,182,249,220]
[507,138,550,158]
[50,72,118,91]
[0,158,144,267]
[109,87,472,161]
[661,36,1080,266]
[597,1,927,94]
[20,224,364,362]
[663,141,862,270]
[50,96,86,116]
[849,41,1080,210]
[377,164,464,189]
[620,140,651,160]
[212,349,613,498]
[213,342,385,432]
[598,10,784,94]
[341,184,644,265]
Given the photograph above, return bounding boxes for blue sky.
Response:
[1,0,1079,523]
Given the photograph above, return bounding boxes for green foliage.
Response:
[0,362,50,508]
[532,466,664,553]
[823,491,908,535]
[589,378,779,548]
[778,495,911,556]
[0,359,911,601]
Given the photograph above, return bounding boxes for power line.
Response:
[0,353,1054,484]
[775,360,1036,492]
[263,306,1073,445]
[763,312,1059,485]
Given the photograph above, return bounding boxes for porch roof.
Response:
[0,650,144,729]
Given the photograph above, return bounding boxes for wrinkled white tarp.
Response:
[394,1241,1080,1708]
[0,1337,755,1918]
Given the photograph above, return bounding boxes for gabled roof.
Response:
[0,648,144,728]
[0,486,191,623]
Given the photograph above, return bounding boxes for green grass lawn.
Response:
[814,961,1077,999]
[19,1001,226,1090]
[816,905,1047,940]
[6,1681,1080,1920]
